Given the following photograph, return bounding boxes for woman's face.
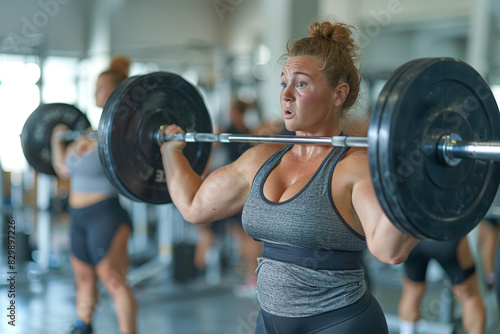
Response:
[280,56,344,135]
[95,73,116,108]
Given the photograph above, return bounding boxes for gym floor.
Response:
[1,213,499,334]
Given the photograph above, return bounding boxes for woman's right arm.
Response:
[160,125,255,224]
[50,125,70,180]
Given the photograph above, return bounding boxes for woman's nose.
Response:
[282,86,294,101]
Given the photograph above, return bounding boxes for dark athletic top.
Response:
[242,144,367,317]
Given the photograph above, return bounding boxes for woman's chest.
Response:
[262,153,330,203]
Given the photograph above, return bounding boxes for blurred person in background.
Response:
[195,98,263,296]
[398,237,486,334]
[478,218,499,290]
[51,55,137,334]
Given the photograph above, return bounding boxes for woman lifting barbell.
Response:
[50,56,137,334]
[159,20,419,333]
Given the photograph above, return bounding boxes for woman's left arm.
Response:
[350,153,419,264]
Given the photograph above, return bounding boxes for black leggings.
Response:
[255,292,388,334]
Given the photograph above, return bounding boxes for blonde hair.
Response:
[100,55,131,86]
[285,21,361,114]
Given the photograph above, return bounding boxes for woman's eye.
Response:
[297,81,307,88]
[280,82,287,89]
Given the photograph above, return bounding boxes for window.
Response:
[0,54,41,172]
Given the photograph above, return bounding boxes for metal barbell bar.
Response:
[153,129,370,147]
[153,129,500,167]
[71,126,500,167]
[63,128,372,147]
[59,130,98,141]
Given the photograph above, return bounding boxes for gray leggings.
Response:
[255,292,388,334]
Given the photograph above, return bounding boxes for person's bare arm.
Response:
[350,152,419,264]
[160,125,257,224]
[50,124,71,180]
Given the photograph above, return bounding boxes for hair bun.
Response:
[109,55,131,76]
[307,22,356,54]
[308,22,334,40]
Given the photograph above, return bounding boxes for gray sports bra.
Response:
[66,147,117,195]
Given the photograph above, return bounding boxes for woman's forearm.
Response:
[161,148,205,222]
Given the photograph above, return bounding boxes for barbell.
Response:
[20,57,500,241]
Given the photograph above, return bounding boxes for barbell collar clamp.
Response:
[331,136,369,147]
[437,134,463,167]
[438,133,500,166]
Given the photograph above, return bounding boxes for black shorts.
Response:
[404,239,475,285]
[255,292,388,334]
[68,197,132,266]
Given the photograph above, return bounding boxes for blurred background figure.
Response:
[478,219,500,291]
[194,98,263,296]
[50,55,137,334]
[398,237,486,334]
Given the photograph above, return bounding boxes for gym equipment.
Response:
[20,58,500,240]
[20,103,91,176]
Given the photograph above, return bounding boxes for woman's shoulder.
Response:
[242,143,286,160]
[342,147,368,162]
[232,143,285,174]
[336,147,370,179]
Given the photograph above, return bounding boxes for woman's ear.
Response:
[333,82,350,107]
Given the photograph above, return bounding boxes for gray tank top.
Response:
[242,144,367,317]
[66,147,118,195]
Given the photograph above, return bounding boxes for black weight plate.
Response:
[98,72,212,204]
[368,58,433,238]
[369,58,500,241]
[20,103,91,175]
